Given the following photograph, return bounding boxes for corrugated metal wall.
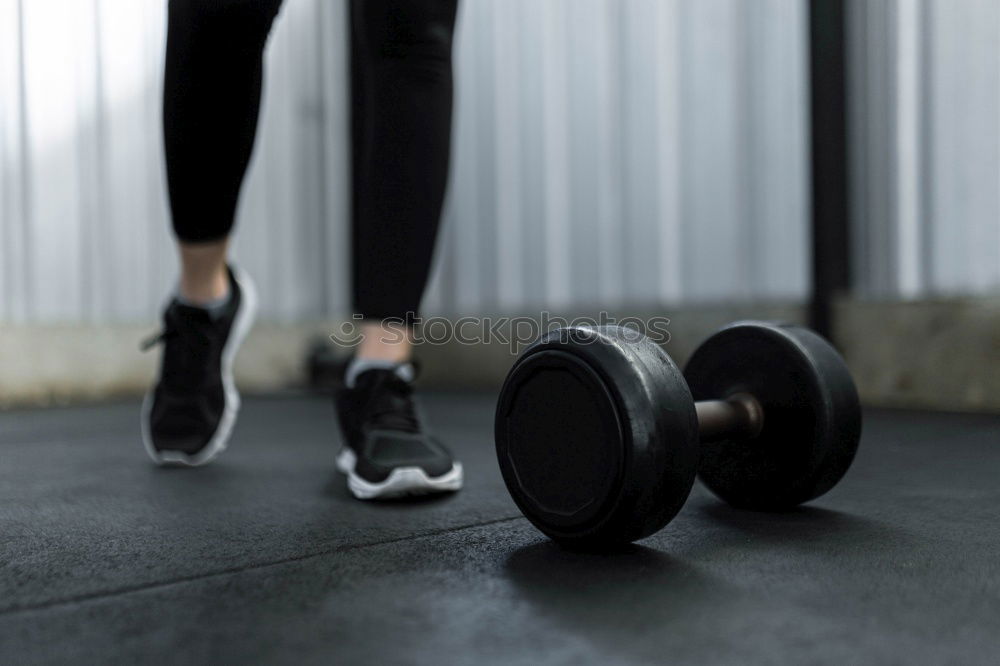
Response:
[4,0,813,324]
[0,0,350,324]
[849,0,1000,299]
[427,0,810,314]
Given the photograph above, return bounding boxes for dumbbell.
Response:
[494,321,861,547]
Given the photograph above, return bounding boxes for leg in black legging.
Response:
[350,0,459,322]
[163,0,284,243]
[157,0,462,484]
[163,0,457,317]
[149,1,284,466]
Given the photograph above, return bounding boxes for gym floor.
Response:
[1,393,998,665]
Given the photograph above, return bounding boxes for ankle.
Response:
[179,268,229,306]
[355,322,413,363]
[177,238,231,305]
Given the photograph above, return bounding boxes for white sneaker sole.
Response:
[140,266,259,467]
[335,448,464,500]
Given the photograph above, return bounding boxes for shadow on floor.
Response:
[691,500,910,551]
[500,502,910,659]
[502,540,727,657]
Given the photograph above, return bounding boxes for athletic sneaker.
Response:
[140,265,258,466]
[334,364,463,499]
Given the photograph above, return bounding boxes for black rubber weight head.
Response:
[495,326,699,547]
[684,321,862,510]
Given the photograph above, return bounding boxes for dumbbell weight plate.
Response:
[495,326,699,546]
[684,321,861,510]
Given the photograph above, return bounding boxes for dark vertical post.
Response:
[808,0,851,341]
[349,0,363,314]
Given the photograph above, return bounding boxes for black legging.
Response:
[163,0,458,320]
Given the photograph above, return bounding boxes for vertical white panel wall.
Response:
[849,0,1000,299]
[1,0,810,324]
[0,0,349,324]
[427,0,810,315]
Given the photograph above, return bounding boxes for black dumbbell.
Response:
[494,321,862,547]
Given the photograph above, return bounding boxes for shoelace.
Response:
[140,329,176,352]
[140,307,217,392]
[362,372,422,434]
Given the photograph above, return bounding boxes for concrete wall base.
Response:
[835,297,1000,412]
[2,297,998,413]
[0,322,329,407]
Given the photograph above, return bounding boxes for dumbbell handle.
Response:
[695,393,764,442]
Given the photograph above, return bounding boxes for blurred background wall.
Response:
[0,0,810,324]
[0,0,998,407]
[0,0,350,324]
[848,0,999,299]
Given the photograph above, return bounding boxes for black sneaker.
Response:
[334,365,463,499]
[140,265,258,466]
